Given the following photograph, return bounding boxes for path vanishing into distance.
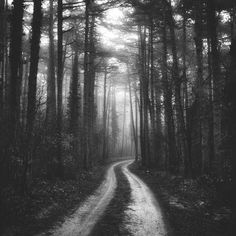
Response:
[38,159,167,236]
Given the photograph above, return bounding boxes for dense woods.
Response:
[0,0,234,234]
[128,0,235,180]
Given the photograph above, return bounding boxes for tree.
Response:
[102,65,108,161]
[111,87,119,154]
[56,0,64,177]
[161,14,177,173]
[206,0,221,172]
[0,0,6,113]
[128,74,138,161]
[8,0,24,143]
[68,48,81,166]
[23,0,43,193]
[46,0,56,129]
[82,0,97,169]
[191,0,204,175]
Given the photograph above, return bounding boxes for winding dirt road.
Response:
[38,160,167,236]
[122,161,167,236]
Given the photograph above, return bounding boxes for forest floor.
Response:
[0,164,107,236]
[130,161,232,236]
[1,159,232,236]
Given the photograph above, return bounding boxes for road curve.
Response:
[37,160,126,236]
[122,160,167,236]
[37,160,167,236]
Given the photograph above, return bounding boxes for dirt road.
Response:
[122,160,167,236]
[38,160,167,236]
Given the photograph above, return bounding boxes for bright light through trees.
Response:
[98,7,138,50]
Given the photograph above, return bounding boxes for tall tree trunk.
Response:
[207,37,215,173]
[57,0,64,177]
[128,75,138,161]
[148,18,157,166]
[24,0,43,193]
[207,0,220,173]
[0,0,5,113]
[8,0,24,142]
[167,2,186,174]
[69,51,80,133]
[102,66,108,161]
[227,8,236,235]
[83,0,95,169]
[27,0,42,137]
[69,49,80,167]
[88,9,96,167]
[3,1,9,111]
[21,58,29,128]
[45,0,57,178]
[193,0,204,175]
[106,84,112,158]
[111,87,118,154]
[139,25,150,168]
[143,27,151,168]
[121,85,127,157]
[135,87,139,160]
[161,17,177,173]
[0,0,8,189]
[46,0,56,129]
[182,2,192,176]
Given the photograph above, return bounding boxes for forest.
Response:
[0,0,235,235]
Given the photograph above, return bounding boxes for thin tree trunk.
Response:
[167,2,189,174]
[0,0,8,188]
[182,3,192,176]
[57,0,64,177]
[0,0,5,112]
[139,25,150,168]
[121,85,127,157]
[135,88,139,160]
[143,26,151,168]
[46,0,56,129]
[207,0,220,172]
[27,0,42,136]
[3,1,8,112]
[128,73,138,161]
[24,0,43,193]
[207,37,215,173]
[3,0,8,111]
[111,87,118,154]
[21,59,29,128]
[227,9,236,235]
[194,0,204,175]
[88,9,96,167]
[69,49,80,166]
[83,0,92,169]
[149,19,157,166]
[162,14,177,173]
[102,66,108,161]
[8,0,24,142]
[106,84,112,158]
